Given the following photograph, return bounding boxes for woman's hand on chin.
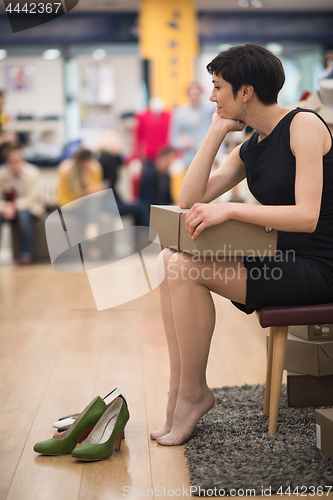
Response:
[211,110,246,133]
[183,203,232,240]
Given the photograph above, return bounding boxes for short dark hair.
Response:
[73,149,94,162]
[206,43,285,105]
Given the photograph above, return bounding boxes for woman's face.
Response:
[209,73,243,120]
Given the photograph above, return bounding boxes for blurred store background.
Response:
[0,0,332,263]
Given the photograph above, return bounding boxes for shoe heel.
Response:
[115,426,125,451]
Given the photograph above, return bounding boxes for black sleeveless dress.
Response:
[232,107,333,314]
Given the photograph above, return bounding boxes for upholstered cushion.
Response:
[257,303,333,328]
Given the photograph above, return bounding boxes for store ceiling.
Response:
[74,0,333,11]
[0,0,332,13]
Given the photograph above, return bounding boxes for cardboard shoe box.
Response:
[316,409,333,461]
[287,371,333,407]
[289,324,333,341]
[149,205,277,257]
[284,333,333,377]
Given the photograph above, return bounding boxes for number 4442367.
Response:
[6,3,62,14]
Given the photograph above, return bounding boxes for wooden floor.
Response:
[0,262,330,500]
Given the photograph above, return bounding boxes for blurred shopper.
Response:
[170,82,215,167]
[0,144,43,264]
[56,149,105,206]
[139,147,177,222]
[56,149,107,241]
[97,131,148,226]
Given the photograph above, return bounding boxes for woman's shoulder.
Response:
[290,108,332,138]
[289,107,333,135]
[290,108,332,156]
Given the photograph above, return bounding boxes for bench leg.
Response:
[268,325,288,435]
[263,326,275,416]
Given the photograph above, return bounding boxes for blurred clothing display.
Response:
[133,100,171,162]
[296,79,333,134]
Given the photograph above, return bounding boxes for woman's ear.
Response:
[243,84,254,101]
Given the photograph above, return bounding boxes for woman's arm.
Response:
[178,114,246,208]
[185,112,328,239]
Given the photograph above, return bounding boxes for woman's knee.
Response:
[157,247,177,281]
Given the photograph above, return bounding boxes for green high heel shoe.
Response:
[34,396,107,455]
[71,397,129,461]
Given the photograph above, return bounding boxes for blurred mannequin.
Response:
[318,52,333,81]
[296,79,333,134]
[133,97,171,163]
[319,79,333,111]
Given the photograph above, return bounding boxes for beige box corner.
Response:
[284,333,333,377]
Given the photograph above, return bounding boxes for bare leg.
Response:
[150,248,182,439]
[156,251,247,446]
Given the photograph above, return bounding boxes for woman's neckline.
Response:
[255,108,297,145]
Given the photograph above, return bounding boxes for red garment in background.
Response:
[133,109,171,161]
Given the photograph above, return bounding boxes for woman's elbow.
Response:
[178,194,192,209]
[304,215,319,233]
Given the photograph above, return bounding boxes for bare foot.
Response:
[156,387,215,446]
[150,390,178,440]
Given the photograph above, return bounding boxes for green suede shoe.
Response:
[71,397,129,461]
[34,396,107,455]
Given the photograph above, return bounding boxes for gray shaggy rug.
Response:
[184,384,333,496]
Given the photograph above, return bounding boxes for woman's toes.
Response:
[150,424,172,440]
[156,432,187,446]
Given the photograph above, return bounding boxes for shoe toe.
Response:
[71,442,104,461]
[33,437,74,455]
[34,438,58,455]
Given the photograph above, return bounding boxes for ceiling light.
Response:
[238,0,249,7]
[266,43,283,55]
[92,49,107,60]
[0,49,7,60]
[251,0,263,7]
[42,49,61,60]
